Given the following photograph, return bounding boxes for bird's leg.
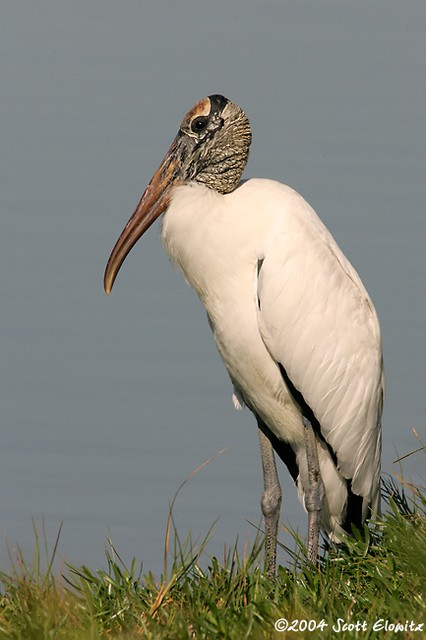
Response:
[303,419,325,565]
[258,425,282,579]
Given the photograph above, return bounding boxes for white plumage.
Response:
[162,179,383,539]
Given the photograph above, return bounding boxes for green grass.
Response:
[0,474,424,639]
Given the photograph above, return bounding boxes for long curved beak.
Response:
[104,137,184,295]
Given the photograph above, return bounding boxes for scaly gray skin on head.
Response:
[171,94,252,194]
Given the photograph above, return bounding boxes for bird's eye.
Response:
[191,116,209,133]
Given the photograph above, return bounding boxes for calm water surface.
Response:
[1,1,425,574]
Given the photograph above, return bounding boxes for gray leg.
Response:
[258,425,282,579]
[303,420,325,564]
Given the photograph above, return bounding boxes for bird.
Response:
[104,94,384,577]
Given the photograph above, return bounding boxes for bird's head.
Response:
[104,95,251,294]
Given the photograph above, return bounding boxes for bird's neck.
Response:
[162,182,255,309]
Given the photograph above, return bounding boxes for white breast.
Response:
[162,180,316,445]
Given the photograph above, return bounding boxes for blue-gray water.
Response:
[1,1,425,575]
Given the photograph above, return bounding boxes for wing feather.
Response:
[257,190,384,506]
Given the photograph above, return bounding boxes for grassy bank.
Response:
[0,475,424,639]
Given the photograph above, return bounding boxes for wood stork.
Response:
[104,95,384,576]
